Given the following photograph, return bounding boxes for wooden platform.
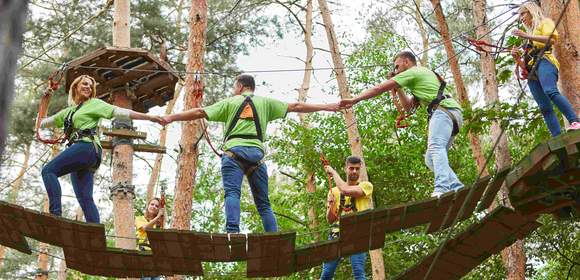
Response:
[0,131,579,278]
[65,47,179,113]
[100,140,166,154]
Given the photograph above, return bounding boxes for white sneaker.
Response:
[431,191,444,198]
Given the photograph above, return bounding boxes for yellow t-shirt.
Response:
[135,215,158,250]
[329,181,373,232]
[529,18,559,69]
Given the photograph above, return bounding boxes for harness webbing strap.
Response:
[223,150,264,176]
[427,71,459,136]
[224,95,263,143]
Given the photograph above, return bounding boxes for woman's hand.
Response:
[511,29,528,39]
[156,208,165,219]
[510,47,521,58]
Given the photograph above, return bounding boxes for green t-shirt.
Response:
[391,66,461,110]
[52,98,117,147]
[203,91,288,151]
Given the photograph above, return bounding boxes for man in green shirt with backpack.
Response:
[162,74,339,232]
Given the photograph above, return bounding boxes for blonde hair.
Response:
[68,75,97,106]
[144,197,162,225]
[519,2,545,35]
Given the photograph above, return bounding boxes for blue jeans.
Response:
[528,59,579,137]
[320,233,367,280]
[140,277,160,280]
[425,108,464,193]
[221,146,277,233]
[41,142,101,223]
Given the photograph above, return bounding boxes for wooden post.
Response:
[429,0,488,176]
[0,0,28,158]
[540,0,580,117]
[170,0,206,240]
[110,0,136,251]
[317,0,386,278]
[35,195,50,280]
[473,1,526,279]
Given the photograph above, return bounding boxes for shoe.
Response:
[567,122,580,131]
[431,190,444,198]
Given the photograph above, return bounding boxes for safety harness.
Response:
[222,95,265,176]
[426,71,460,136]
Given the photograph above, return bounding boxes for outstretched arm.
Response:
[287,102,339,113]
[128,110,163,123]
[340,79,400,108]
[162,108,208,125]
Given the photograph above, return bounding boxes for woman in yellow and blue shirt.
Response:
[511,2,580,136]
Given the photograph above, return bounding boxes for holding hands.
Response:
[339,98,357,109]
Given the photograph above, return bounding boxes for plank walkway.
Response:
[1,131,579,278]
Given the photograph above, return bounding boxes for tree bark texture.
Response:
[540,0,580,115]
[146,0,185,202]
[0,0,28,158]
[473,1,526,279]
[429,0,489,176]
[317,0,386,278]
[35,195,50,280]
[171,0,207,232]
[111,0,136,251]
[8,142,31,202]
[298,0,319,236]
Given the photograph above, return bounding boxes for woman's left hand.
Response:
[511,29,527,39]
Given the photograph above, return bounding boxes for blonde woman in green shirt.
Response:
[39,75,163,223]
[162,74,339,233]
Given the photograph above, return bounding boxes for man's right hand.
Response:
[339,98,356,109]
[159,115,173,126]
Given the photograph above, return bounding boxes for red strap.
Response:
[36,69,67,145]
[319,152,334,191]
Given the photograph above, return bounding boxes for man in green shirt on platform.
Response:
[340,51,464,197]
[162,74,339,232]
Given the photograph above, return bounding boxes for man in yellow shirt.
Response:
[321,156,373,280]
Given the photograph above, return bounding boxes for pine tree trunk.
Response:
[146,0,185,202]
[413,0,430,65]
[317,0,386,278]
[110,0,137,252]
[56,208,82,280]
[298,0,320,237]
[0,0,28,158]
[36,195,50,280]
[0,142,32,269]
[429,0,488,176]
[473,1,526,279]
[171,0,206,237]
[8,142,32,202]
[540,0,580,115]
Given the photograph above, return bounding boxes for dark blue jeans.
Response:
[41,142,101,223]
[221,146,277,233]
[528,58,579,136]
[320,233,367,280]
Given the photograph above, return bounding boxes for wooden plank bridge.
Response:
[1,131,579,278]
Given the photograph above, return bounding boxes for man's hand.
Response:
[387,71,396,79]
[323,165,335,176]
[159,115,173,126]
[511,47,521,58]
[339,98,356,109]
[327,191,335,208]
[511,29,527,39]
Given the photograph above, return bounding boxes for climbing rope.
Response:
[35,64,68,145]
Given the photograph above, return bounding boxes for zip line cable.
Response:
[423,0,574,278]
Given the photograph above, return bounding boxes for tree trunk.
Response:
[540,0,580,116]
[317,0,386,278]
[0,0,28,158]
[413,0,429,65]
[473,1,526,279]
[0,142,32,269]
[171,0,206,234]
[8,142,32,202]
[429,0,488,176]
[297,0,319,238]
[56,208,82,280]
[110,0,136,252]
[36,195,50,280]
[146,0,185,202]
